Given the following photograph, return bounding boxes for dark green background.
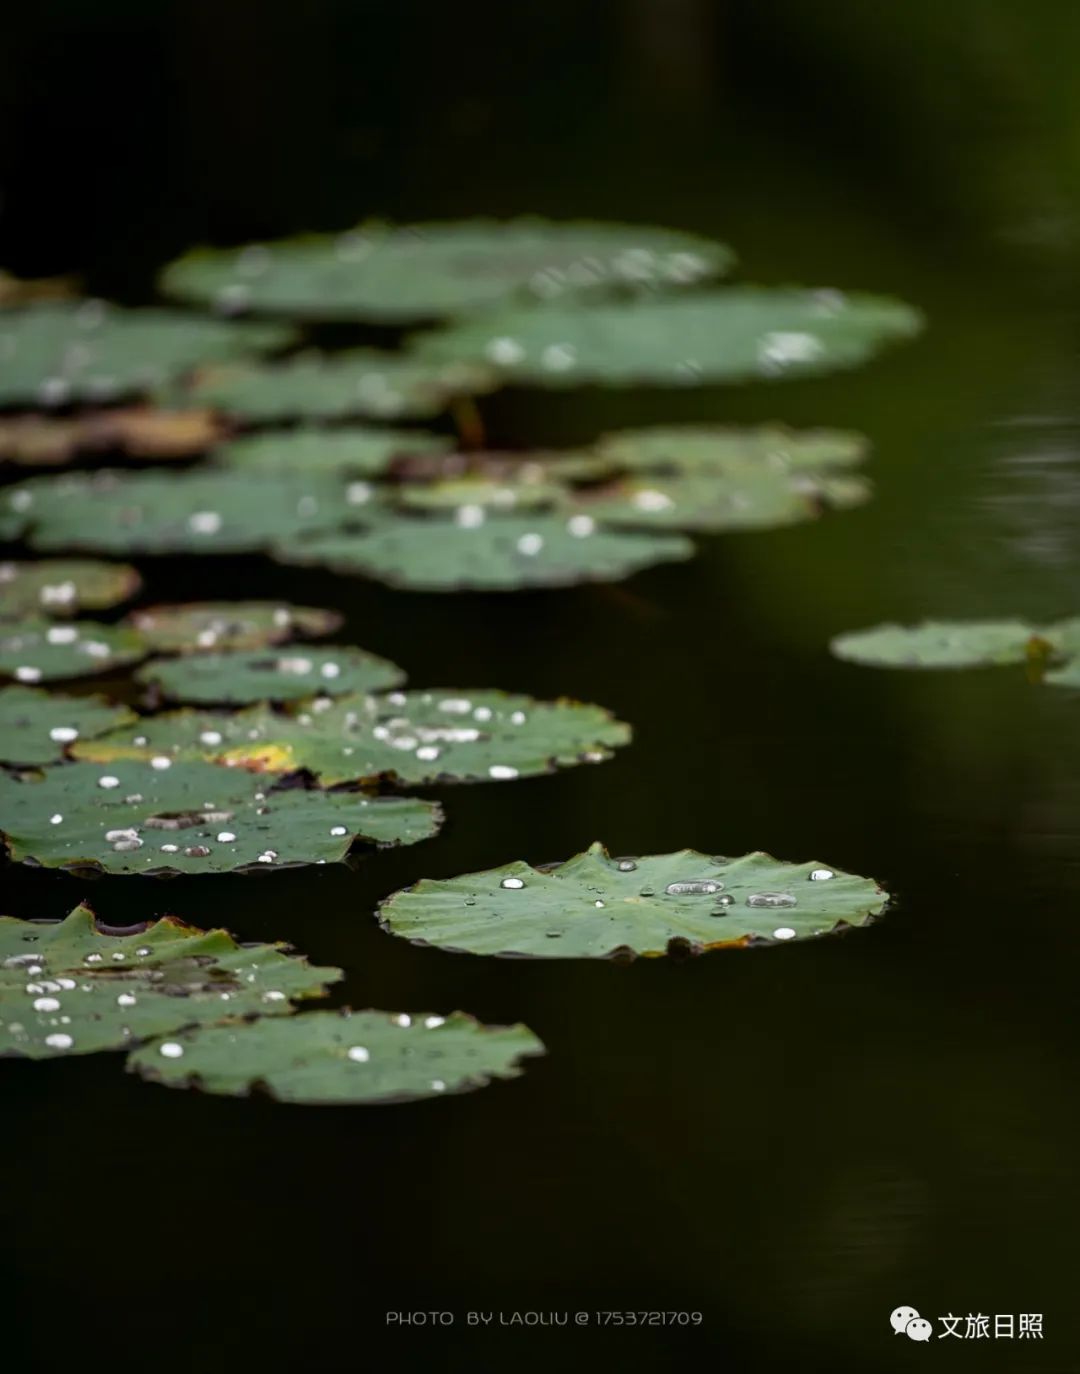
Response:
[3,2,1080,1369]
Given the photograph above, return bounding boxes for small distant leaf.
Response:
[0,408,225,466]
[397,475,567,512]
[123,601,342,654]
[213,425,452,475]
[830,620,1047,669]
[72,689,630,787]
[385,447,614,486]
[128,1008,545,1104]
[189,351,495,421]
[0,685,136,766]
[0,904,340,1058]
[161,218,732,322]
[276,513,693,591]
[0,759,442,873]
[416,287,922,386]
[7,469,370,555]
[137,646,405,704]
[596,424,868,473]
[0,301,293,407]
[0,558,141,617]
[380,842,888,959]
[0,618,146,683]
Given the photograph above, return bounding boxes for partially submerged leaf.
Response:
[0,904,340,1058]
[416,287,922,386]
[189,351,495,421]
[0,759,442,873]
[830,620,1048,669]
[595,424,868,473]
[213,425,452,475]
[380,842,888,958]
[0,301,293,407]
[137,645,406,704]
[0,685,136,766]
[0,408,226,466]
[127,1008,545,1103]
[6,469,370,555]
[72,689,630,787]
[0,618,146,683]
[0,558,141,617]
[276,513,693,591]
[161,218,732,321]
[124,601,342,654]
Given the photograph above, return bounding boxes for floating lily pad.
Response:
[830,620,1050,669]
[384,447,614,486]
[0,904,340,1058]
[189,351,495,422]
[0,408,226,466]
[0,301,293,407]
[0,686,136,766]
[123,601,342,654]
[397,474,568,512]
[72,689,629,787]
[7,469,369,555]
[213,425,452,475]
[0,760,441,873]
[0,559,141,617]
[596,424,869,473]
[161,218,732,322]
[277,513,693,591]
[416,287,922,386]
[137,646,406,704]
[0,618,146,683]
[127,1008,545,1103]
[380,842,887,959]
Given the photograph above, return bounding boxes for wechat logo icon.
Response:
[890,1307,932,1341]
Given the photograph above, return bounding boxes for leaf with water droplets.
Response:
[397,475,568,513]
[137,645,406,704]
[0,301,294,407]
[415,287,923,387]
[0,685,136,766]
[127,1008,545,1104]
[0,558,142,618]
[123,601,342,654]
[161,218,733,322]
[189,351,496,422]
[276,512,693,591]
[379,842,888,959]
[6,469,367,555]
[0,759,442,874]
[830,620,1050,669]
[0,904,340,1059]
[212,424,453,475]
[595,424,868,474]
[0,408,226,467]
[0,618,147,683]
[72,689,629,787]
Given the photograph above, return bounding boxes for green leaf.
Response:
[127,1008,545,1104]
[161,218,733,321]
[0,618,147,683]
[0,760,442,873]
[188,351,495,421]
[137,646,406,704]
[276,513,693,591]
[595,424,869,473]
[0,558,142,618]
[212,425,453,475]
[0,685,136,766]
[379,842,888,959]
[0,904,340,1058]
[122,601,342,653]
[72,689,630,787]
[830,620,1048,668]
[7,469,372,555]
[397,475,568,512]
[0,301,293,406]
[415,287,922,386]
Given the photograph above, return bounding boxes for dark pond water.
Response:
[3,2,1080,1369]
